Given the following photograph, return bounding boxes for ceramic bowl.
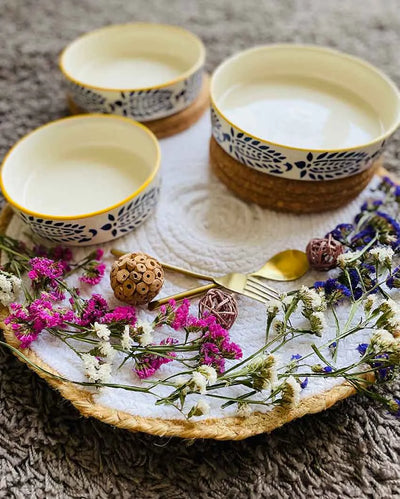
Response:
[211,45,400,181]
[60,23,206,122]
[0,115,161,246]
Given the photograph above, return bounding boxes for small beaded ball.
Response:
[306,234,344,271]
[198,289,238,330]
[110,252,164,306]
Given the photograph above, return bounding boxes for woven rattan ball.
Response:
[199,289,238,329]
[306,234,344,271]
[110,252,164,305]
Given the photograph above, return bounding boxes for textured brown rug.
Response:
[1,1,400,497]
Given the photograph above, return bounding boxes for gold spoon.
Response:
[111,249,309,309]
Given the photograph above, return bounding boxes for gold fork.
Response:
[111,249,309,309]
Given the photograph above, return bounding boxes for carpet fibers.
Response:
[1,1,400,497]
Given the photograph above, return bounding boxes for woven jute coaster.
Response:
[68,74,210,139]
[210,137,381,214]
[0,205,375,440]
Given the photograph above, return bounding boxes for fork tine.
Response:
[245,281,279,300]
[244,281,276,302]
[247,276,280,298]
[240,288,270,304]
[246,276,279,298]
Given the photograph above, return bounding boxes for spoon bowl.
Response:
[251,249,309,281]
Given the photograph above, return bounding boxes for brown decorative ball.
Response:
[199,289,238,329]
[306,234,344,271]
[110,252,164,305]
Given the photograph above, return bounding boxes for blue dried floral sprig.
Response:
[316,177,400,301]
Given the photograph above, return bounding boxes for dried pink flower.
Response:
[79,262,106,286]
[101,306,137,325]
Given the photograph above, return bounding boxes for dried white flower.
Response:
[121,325,132,350]
[190,372,208,394]
[281,376,301,408]
[337,251,361,269]
[99,340,116,361]
[136,319,154,335]
[81,353,112,383]
[0,271,22,306]
[237,402,252,418]
[379,299,400,333]
[273,320,285,335]
[95,363,112,383]
[369,247,394,267]
[139,331,153,346]
[299,286,326,311]
[196,399,210,415]
[364,294,377,314]
[94,322,110,341]
[190,399,210,417]
[309,311,328,336]
[267,299,282,319]
[197,365,218,385]
[173,375,189,387]
[371,329,395,349]
[248,354,278,390]
[136,319,154,346]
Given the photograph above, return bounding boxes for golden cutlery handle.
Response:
[148,283,217,310]
[111,249,214,281]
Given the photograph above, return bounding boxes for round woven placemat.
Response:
[210,137,381,214]
[68,74,210,139]
[0,204,372,440]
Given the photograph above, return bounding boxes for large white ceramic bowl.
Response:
[211,45,400,181]
[60,23,206,122]
[0,115,161,246]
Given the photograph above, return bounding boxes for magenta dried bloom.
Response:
[195,315,242,372]
[171,299,190,330]
[79,294,108,326]
[95,248,104,261]
[134,353,175,379]
[53,246,73,262]
[135,366,157,379]
[160,336,178,346]
[5,295,77,348]
[28,257,64,281]
[134,337,177,379]
[220,338,242,359]
[79,262,106,286]
[33,245,48,257]
[33,244,73,266]
[101,306,137,325]
[200,342,226,373]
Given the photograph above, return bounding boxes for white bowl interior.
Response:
[61,24,204,89]
[2,116,159,217]
[212,46,400,149]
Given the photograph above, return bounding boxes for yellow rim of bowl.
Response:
[0,114,161,221]
[210,44,400,153]
[59,23,206,92]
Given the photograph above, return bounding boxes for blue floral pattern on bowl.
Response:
[67,69,204,121]
[211,106,387,181]
[16,179,161,246]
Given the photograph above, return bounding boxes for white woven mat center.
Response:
[5,113,377,419]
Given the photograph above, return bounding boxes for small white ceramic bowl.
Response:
[0,115,160,246]
[211,45,400,181]
[60,23,206,122]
